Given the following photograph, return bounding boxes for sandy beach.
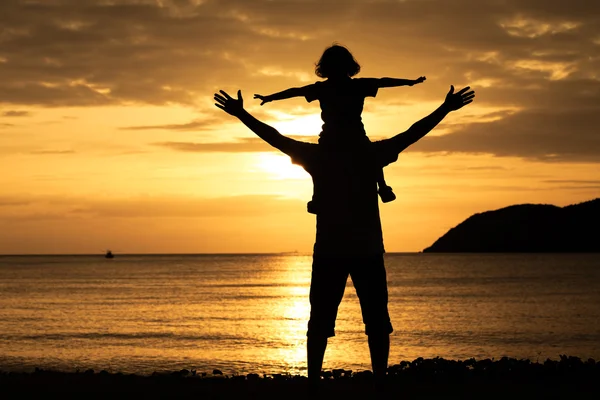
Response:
[2,356,599,399]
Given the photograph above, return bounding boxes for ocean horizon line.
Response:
[0,251,423,257]
[4,251,600,257]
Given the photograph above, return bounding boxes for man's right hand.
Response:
[443,85,475,111]
[214,90,244,117]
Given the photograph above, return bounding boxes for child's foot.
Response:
[307,200,318,214]
[378,186,396,203]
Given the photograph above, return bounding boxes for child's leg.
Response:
[376,168,387,189]
[377,168,396,203]
[307,198,318,214]
[306,135,329,215]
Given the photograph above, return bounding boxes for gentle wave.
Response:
[5,332,255,342]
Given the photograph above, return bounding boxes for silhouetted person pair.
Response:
[214,45,475,390]
[254,45,426,214]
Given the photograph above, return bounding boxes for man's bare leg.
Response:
[368,334,390,378]
[307,335,328,381]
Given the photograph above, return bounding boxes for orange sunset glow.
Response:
[1,0,599,254]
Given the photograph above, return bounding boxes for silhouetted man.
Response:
[214,85,475,386]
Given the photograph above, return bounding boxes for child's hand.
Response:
[253,94,271,106]
[411,76,426,86]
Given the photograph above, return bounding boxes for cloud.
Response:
[536,179,600,190]
[542,179,600,188]
[120,116,224,131]
[0,193,305,220]
[0,83,113,107]
[542,179,600,184]
[1,0,599,161]
[2,110,30,117]
[154,138,273,153]
[457,166,509,171]
[550,185,600,190]
[74,195,303,218]
[29,149,75,155]
[0,0,591,107]
[0,198,30,207]
[153,135,317,153]
[119,106,278,131]
[411,107,600,162]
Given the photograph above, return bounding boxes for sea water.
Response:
[0,253,599,375]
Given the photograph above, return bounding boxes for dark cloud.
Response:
[408,164,510,172]
[154,138,273,153]
[543,179,600,184]
[2,110,30,117]
[120,116,224,131]
[539,179,600,190]
[0,198,30,206]
[411,108,600,162]
[3,0,594,107]
[120,107,274,131]
[551,185,600,190]
[153,135,317,152]
[0,0,249,106]
[0,0,599,161]
[0,83,112,107]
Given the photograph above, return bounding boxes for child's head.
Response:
[315,44,361,79]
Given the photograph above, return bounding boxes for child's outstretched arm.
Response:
[254,85,311,106]
[377,76,426,88]
[215,90,297,153]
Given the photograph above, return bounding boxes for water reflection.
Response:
[271,257,310,373]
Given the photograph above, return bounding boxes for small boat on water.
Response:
[105,250,115,259]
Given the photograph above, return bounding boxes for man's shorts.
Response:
[307,254,393,338]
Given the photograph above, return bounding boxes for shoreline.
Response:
[1,354,598,376]
[2,356,599,398]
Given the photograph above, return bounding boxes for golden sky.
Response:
[1,0,599,254]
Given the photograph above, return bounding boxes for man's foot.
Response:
[373,374,388,395]
[307,378,321,397]
[307,200,318,214]
[378,186,396,203]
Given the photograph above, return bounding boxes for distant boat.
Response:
[105,250,115,259]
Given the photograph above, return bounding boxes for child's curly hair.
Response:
[315,44,361,78]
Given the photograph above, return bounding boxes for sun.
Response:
[257,154,310,180]
[269,113,323,137]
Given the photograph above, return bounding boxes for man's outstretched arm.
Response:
[214,90,297,153]
[386,85,475,153]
